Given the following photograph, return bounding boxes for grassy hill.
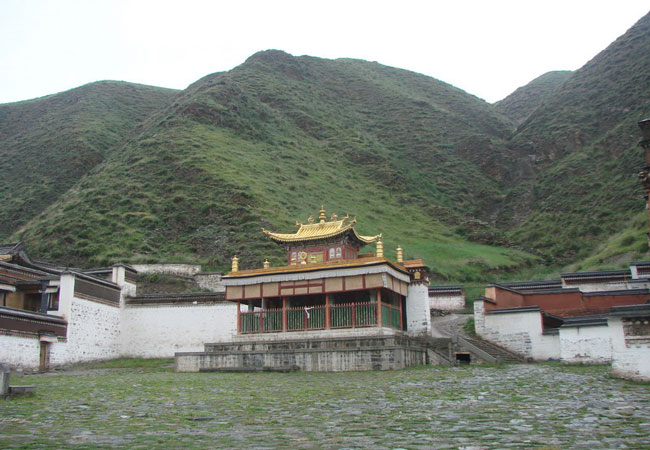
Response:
[8,52,536,281]
[3,11,650,281]
[0,81,178,239]
[499,11,650,266]
[494,71,572,125]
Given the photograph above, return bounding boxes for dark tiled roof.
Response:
[498,279,562,290]
[486,306,541,315]
[428,285,463,294]
[609,303,650,317]
[560,315,608,328]
[561,269,631,281]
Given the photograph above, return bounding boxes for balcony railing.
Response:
[240,301,400,334]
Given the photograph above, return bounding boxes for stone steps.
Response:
[460,337,524,363]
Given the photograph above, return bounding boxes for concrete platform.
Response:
[175,334,430,372]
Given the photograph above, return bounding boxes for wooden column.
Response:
[399,295,404,330]
[282,297,287,332]
[236,300,241,334]
[377,288,382,327]
[325,294,331,329]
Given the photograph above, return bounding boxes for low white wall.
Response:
[0,335,41,371]
[429,295,465,311]
[52,296,122,366]
[474,301,560,360]
[610,316,650,381]
[406,283,431,336]
[121,303,237,358]
[131,263,201,277]
[195,273,225,293]
[559,325,612,364]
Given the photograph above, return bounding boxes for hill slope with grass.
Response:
[499,11,650,267]
[494,71,573,125]
[9,51,536,281]
[0,81,179,239]
[4,11,650,280]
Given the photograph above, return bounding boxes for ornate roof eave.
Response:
[262,219,381,246]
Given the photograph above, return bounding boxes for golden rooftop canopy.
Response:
[262,207,381,245]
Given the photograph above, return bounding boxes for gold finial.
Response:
[331,213,338,221]
[231,255,239,273]
[376,239,384,258]
[263,259,270,269]
[308,215,315,224]
[396,246,403,263]
[319,206,326,223]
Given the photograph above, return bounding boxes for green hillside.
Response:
[0,81,178,239]
[494,71,572,125]
[9,52,535,281]
[500,12,650,266]
[3,11,650,281]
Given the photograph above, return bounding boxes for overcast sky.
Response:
[1,1,648,104]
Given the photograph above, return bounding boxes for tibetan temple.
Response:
[175,207,435,372]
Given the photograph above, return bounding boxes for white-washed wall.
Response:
[195,273,225,293]
[609,317,650,381]
[559,325,612,364]
[61,297,122,365]
[406,284,431,335]
[0,335,41,371]
[473,300,560,360]
[565,281,627,292]
[429,294,465,311]
[131,263,201,277]
[121,303,237,358]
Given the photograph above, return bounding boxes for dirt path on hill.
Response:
[430,313,472,338]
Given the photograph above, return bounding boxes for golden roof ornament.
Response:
[396,246,403,264]
[319,206,327,224]
[376,239,384,258]
[263,259,270,269]
[307,215,315,224]
[331,213,338,221]
[231,255,239,273]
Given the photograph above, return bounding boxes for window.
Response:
[335,247,342,258]
[329,248,335,259]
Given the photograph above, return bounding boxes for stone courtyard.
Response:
[0,361,648,449]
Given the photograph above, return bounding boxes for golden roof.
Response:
[262,208,381,245]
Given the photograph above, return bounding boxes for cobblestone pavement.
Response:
[1,363,649,449]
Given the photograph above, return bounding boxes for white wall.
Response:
[56,296,122,365]
[429,294,465,311]
[0,335,41,371]
[609,316,650,381]
[195,273,225,292]
[406,283,431,336]
[559,325,612,364]
[131,263,201,277]
[474,300,560,360]
[120,303,237,358]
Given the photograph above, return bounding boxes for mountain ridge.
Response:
[2,12,650,282]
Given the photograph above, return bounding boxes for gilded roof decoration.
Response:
[262,208,381,245]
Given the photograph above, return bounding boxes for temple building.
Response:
[175,208,436,372]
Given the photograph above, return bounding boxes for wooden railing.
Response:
[240,301,400,334]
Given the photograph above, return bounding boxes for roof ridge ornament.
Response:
[319,206,326,223]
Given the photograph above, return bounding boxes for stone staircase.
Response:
[456,336,525,364]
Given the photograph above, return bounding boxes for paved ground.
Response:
[1,362,648,449]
